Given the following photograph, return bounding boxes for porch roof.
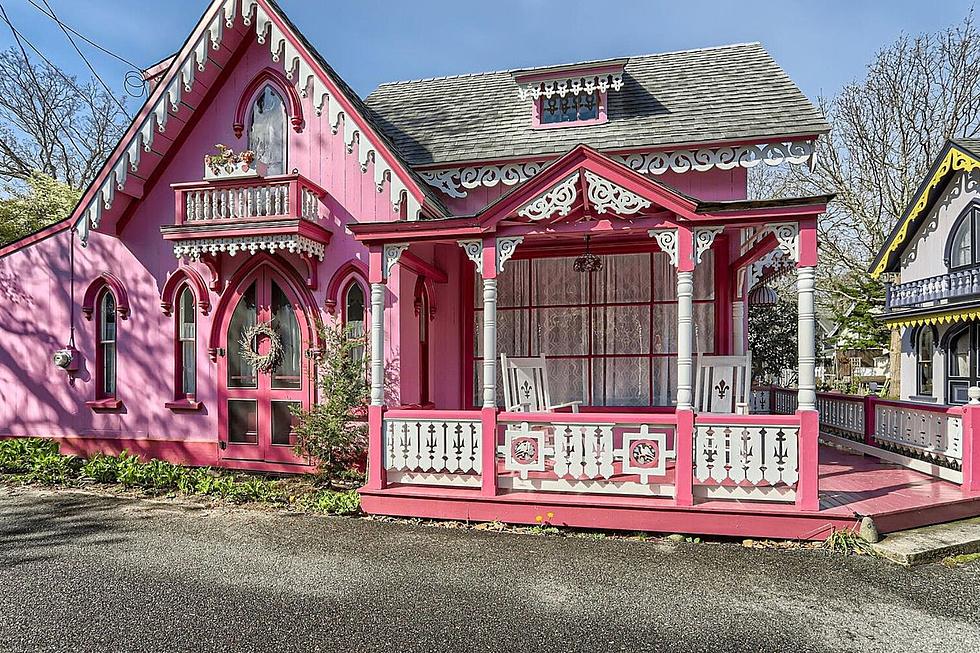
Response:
[349,145,832,244]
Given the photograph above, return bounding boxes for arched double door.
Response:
[217,263,313,464]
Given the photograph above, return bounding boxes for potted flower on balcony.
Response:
[203,144,267,180]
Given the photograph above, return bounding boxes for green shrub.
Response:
[81,453,120,483]
[303,489,361,515]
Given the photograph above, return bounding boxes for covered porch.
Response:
[349,146,837,538]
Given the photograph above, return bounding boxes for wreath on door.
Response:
[239,321,283,373]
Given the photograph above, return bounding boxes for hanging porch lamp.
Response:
[573,235,603,273]
[748,282,779,306]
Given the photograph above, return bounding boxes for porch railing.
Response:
[373,407,816,508]
[760,388,969,484]
[172,173,323,225]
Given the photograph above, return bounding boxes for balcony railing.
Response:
[887,267,980,310]
[172,173,323,226]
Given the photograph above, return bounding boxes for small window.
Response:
[916,327,935,396]
[98,291,117,399]
[248,85,287,175]
[343,281,366,363]
[177,286,196,398]
[540,90,599,125]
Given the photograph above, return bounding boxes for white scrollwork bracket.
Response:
[496,236,523,274]
[382,243,409,280]
[584,170,652,216]
[649,228,679,268]
[458,239,484,275]
[517,172,579,221]
[693,227,724,265]
[768,222,799,263]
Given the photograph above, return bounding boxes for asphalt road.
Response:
[1,486,979,653]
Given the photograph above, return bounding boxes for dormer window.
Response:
[515,59,626,129]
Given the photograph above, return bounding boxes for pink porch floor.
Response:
[360,445,980,540]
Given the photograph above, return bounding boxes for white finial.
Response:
[969,386,980,405]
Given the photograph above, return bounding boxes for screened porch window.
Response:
[474,251,715,407]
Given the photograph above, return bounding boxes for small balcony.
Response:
[161,173,331,262]
[886,267,980,311]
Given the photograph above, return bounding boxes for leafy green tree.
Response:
[748,300,799,383]
[0,171,80,245]
[291,323,369,483]
[833,275,891,351]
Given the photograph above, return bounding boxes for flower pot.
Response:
[203,160,267,181]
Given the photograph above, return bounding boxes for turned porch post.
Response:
[731,299,745,356]
[794,220,819,510]
[797,266,817,410]
[365,243,408,491]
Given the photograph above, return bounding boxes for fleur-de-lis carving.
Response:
[715,379,729,400]
[520,380,532,400]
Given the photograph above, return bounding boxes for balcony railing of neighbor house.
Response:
[759,387,968,484]
[173,173,322,225]
[380,408,811,507]
[886,267,980,309]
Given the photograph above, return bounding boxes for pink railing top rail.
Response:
[384,409,481,420]
[695,413,801,426]
[498,411,679,426]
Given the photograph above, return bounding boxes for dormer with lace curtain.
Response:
[514,59,627,128]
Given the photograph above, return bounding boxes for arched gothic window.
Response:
[177,286,197,398]
[97,290,117,399]
[916,326,935,396]
[248,85,287,175]
[947,204,980,269]
[343,281,366,363]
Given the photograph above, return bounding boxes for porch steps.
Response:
[871,516,980,565]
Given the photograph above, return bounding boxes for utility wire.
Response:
[0,2,89,161]
[26,0,142,71]
[38,0,130,115]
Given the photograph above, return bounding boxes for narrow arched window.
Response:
[948,205,980,269]
[248,85,287,175]
[177,286,196,398]
[916,326,934,396]
[343,281,366,363]
[97,291,117,399]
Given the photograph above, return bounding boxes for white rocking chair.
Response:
[694,353,753,414]
[500,354,582,413]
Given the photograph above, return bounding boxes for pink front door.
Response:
[217,265,311,464]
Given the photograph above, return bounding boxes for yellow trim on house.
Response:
[885,307,980,329]
[872,146,980,279]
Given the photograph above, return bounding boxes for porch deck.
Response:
[361,444,980,540]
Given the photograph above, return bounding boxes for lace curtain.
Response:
[475,251,714,407]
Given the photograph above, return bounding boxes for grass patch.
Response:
[0,437,359,516]
[823,528,878,556]
[942,552,980,568]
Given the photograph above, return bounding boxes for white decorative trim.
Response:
[649,228,679,267]
[496,236,523,273]
[419,141,816,199]
[458,240,484,275]
[583,170,651,215]
[693,227,723,265]
[382,243,409,280]
[517,172,579,221]
[768,222,800,263]
[78,0,427,243]
[517,73,624,102]
[419,162,545,199]
[172,234,325,260]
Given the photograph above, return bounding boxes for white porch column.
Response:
[797,265,817,410]
[677,270,695,409]
[369,281,385,407]
[482,277,498,409]
[732,299,745,356]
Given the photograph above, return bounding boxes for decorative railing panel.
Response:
[873,404,963,469]
[173,174,323,225]
[693,418,800,502]
[384,416,482,487]
[749,388,771,414]
[887,267,980,309]
[814,394,865,441]
[772,389,798,415]
[499,415,676,497]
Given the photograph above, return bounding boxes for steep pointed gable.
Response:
[72,0,442,245]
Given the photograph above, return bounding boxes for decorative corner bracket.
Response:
[496,236,523,274]
[382,243,409,280]
[693,227,724,265]
[458,239,484,275]
[649,228,679,268]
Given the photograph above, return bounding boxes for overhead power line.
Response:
[37,0,129,115]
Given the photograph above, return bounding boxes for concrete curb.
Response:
[871,516,980,565]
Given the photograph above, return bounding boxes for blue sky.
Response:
[0,0,976,109]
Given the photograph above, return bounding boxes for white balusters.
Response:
[815,395,865,439]
[693,422,800,499]
[873,404,963,463]
[180,181,313,222]
[383,418,482,478]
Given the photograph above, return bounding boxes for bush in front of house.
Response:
[0,438,360,515]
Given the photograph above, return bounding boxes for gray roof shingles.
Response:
[364,43,829,167]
